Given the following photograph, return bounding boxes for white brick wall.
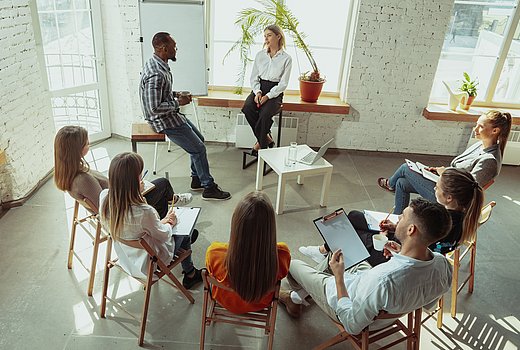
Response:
[0,0,55,203]
[100,0,143,137]
[105,0,473,156]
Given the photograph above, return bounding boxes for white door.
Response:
[36,0,110,141]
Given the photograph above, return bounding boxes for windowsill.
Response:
[423,104,520,125]
[196,89,350,115]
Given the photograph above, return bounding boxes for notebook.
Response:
[170,207,201,236]
[297,138,334,165]
[363,210,400,231]
[405,159,440,183]
[313,208,370,269]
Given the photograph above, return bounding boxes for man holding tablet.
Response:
[279,198,453,336]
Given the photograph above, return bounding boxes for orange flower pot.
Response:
[459,95,476,111]
[299,79,325,103]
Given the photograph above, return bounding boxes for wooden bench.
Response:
[131,123,170,174]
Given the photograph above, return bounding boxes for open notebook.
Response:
[405,159,440,183]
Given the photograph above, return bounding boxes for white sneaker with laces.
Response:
[299,246,327,263]
[174,193,193,206]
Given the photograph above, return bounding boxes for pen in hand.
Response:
[383,206,395,222]
[142,169,149,180]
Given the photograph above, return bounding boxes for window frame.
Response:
[205,0,356,97]
[430,0,520,108]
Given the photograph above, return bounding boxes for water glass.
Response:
[288,142,298,164]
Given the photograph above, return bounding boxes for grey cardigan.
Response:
[450,141,502,186]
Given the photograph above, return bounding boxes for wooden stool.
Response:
[242,106,283,172]
[131,123,171,174]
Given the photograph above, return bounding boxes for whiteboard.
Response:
[140,0,208,96]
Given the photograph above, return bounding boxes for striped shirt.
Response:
[140,54,186,132]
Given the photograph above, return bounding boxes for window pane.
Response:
[430,0,516,102]
[211,0,349,93]
[494,22,520,103]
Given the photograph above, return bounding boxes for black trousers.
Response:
[241,79,283,149]
[323,210,397,267]
[144,177,174,219]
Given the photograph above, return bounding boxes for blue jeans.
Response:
[162,119,215,189]
[388,163,436,214]
[173,235,194,273]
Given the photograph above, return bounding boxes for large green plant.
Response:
[459,72,478,97]
[224,0,323,94]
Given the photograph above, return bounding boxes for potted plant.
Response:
[224,0,325,102]
[458,72,478,110]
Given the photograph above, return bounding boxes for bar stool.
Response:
[242,105,284,172]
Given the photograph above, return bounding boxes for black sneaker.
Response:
[202,184,231,201]
[190,229,199,244]
[190,176,204,191]
[182,268,203,289]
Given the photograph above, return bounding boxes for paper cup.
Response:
[372,234,388,251]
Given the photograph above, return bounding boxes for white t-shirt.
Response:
[326,252,452,335]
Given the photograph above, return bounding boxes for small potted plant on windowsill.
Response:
[459,72,478,110]
[225,0,325,102]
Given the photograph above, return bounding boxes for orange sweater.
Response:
[205,242,291,314]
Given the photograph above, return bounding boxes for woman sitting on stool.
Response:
[241,24,292,156]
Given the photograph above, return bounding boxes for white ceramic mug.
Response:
[372,234,388,251]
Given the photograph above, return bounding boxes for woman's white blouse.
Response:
[250,49,292,99]
[99,189,174,279]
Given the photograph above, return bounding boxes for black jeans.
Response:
[144,177,174,219]
[241,79,283,149]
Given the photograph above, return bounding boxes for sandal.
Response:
[377,177,394,192]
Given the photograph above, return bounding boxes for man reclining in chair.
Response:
[279,198,453,335]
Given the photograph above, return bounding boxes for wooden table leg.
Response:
[320,170,332,207]
[256,156,265,190]
[276,173,286,215]
[132,140,137,153]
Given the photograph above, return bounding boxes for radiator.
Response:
[467,129,520,166]
[235,113,298,148]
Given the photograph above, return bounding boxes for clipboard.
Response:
[171,207,201,236]
[313,208,370,270]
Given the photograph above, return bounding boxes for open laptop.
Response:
[297,138,334,165]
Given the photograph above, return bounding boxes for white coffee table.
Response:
[256,145,333,214]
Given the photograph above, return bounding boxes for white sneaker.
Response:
[173,193,193,206]
[299,246,327,263]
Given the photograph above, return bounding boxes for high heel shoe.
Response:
[268,141,275,148]
[267,132,275,148]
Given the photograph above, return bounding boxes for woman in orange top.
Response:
[205,191,291,314]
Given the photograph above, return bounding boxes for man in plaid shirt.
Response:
[140,32,230,201]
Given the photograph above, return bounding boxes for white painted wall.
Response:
[0,0,55,204]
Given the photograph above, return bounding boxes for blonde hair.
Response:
[264,24,286,50]
[225,192,278,302]
[485,110,512,156]
[54,126,89,191]
[439,168,484,242]
[100,152,145,240]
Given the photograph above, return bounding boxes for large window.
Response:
[35,0,110,141]
[430,0,520,107]
[209,0,350,93]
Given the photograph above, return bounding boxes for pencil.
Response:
[383,206,395,222]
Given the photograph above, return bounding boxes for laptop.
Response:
[297,138,334,165]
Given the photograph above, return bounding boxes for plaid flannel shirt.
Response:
[139,54,186,133]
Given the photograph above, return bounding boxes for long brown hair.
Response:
[100,152,145,240]
[54,125,89,191]
[226,191,278,302]
[485,110,512,156]
[439,168,484,242]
